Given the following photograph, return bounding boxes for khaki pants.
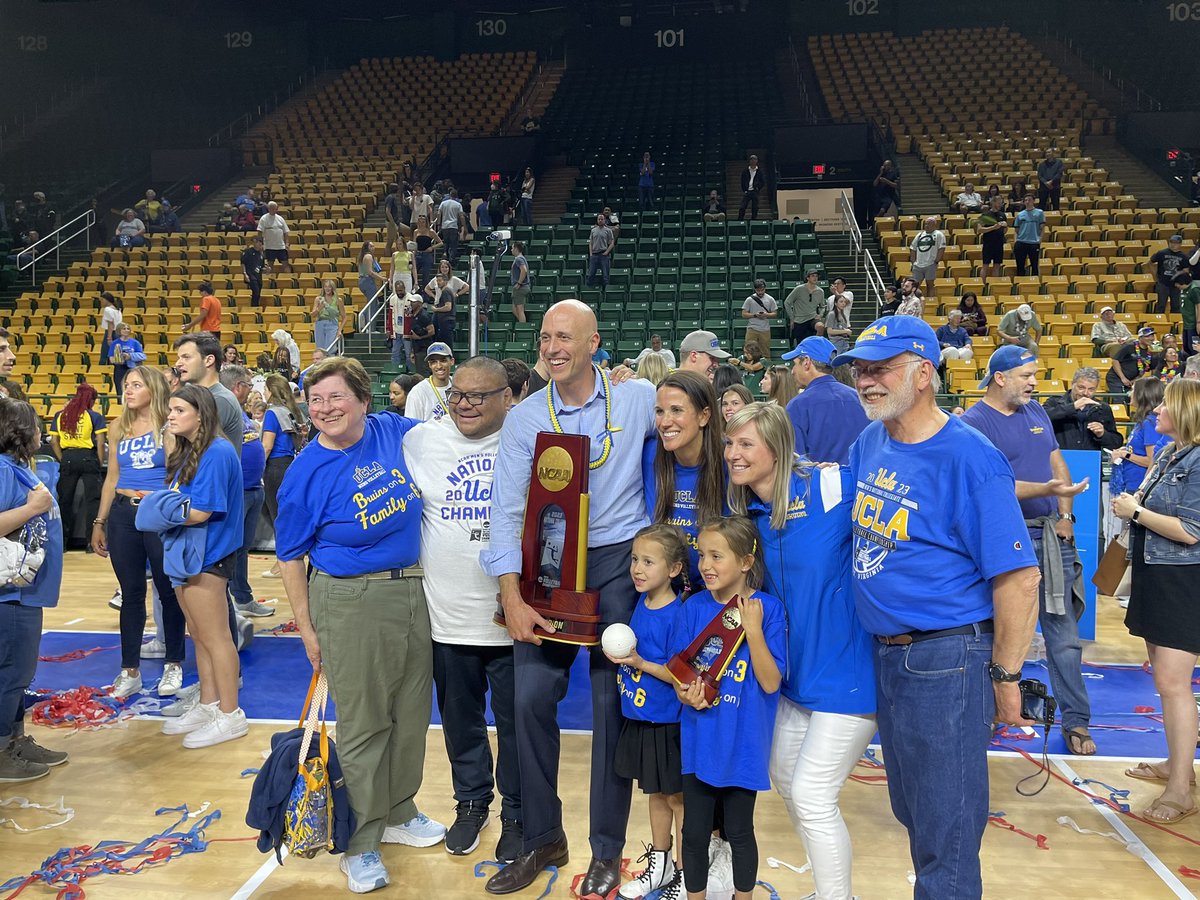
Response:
[744,329,771,360]
[309,571,432,852]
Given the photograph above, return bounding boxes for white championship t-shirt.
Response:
[405,377,452,422]
[404,418,510,647]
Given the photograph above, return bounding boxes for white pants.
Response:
[940,346,974,362]
[769,697,877,900]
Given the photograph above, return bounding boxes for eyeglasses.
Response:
[308,392,354,408]
[850,359,925,381]
[235,380,253,389]
[447,387,507,407]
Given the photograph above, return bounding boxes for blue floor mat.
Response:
[32,630,596,730]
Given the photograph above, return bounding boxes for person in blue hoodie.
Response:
[724,401,876,900]
[159,384,244,751]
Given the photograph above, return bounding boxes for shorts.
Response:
[202,552,238,581]
[264,248,289,264]
[511,284,530,306]
[911,262,938,281]
[981,242,1004,265]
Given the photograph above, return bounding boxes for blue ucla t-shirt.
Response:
[671,589,786,791]
[619,593,683,724]
[241,412,266,489]
[0,455,63,608]
[849,416,1037,636]
[263,409,297,459]
[173,438,243,568]
[749,466,875,715]
[275,413,423,575]
[115,430,167,492]
[961,400,1057,524]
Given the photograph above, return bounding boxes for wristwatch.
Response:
[1132,506,1145,523]
[987,662,1022,683]
[1056,513,1076,523]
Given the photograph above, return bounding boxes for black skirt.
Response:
[1125,526,1200,654]
[614,719,683,795]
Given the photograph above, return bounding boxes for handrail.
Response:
[207,64,321,148]
[16,209,95,286]
[500,60,545,136]
[840,191,862,256]
[839,190,886,318]
[355,279,392,354]
[1050,29,1162,112]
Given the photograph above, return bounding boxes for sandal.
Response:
[1063,726,1097,756]
[1143,799,1198,824]
[1126,761,1196,785]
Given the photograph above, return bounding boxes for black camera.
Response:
[1019,678,1056,726]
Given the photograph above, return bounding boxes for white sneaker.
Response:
[161,683,201,717]
[158,663,183,697]
[182,707,248,749]
[707,835,734,898]
[108,589,122,610]
[162,700,218,735]
[111,670,143,700]
[381,811,447,847]
[140,637,167,659]
[340,851,389,893]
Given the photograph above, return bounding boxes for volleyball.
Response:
[601,623,637,658]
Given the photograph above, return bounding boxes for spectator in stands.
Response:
[111,209,147,249]
[1007,178,1029,213]
[519,168,536,226]
[28,192,54,236]
[908,216,945,300]
[8,200,29,245]
[508,240,530,325]
[234,187,257,210]
[257,201,290,273]
[134,190,161,223]
[1112,378,1200,824]
[732,342,765,377]
[739,154,764,221]
[953,182,984,213]
[895,277,924,318]
[701,190,726,222]
[936,311,974,363]
[241,235,264,308]
[1158,347,1183,383]
[1178,272,1200,359]
[408,182,434,228]
[1091,306,1132,357]
[185,281,223,341]
[873,159,900,218]
[1013,194,1045,276]
[1150,236,1193,314]
[600,206,621,242]
[783,269,826,344]
[357,240,387,322]
[1108,328,1161,395]
[1111,378,1169,494]
[829,276,854,311]
[587,213,615,289]
[500,358,531,405]
[997,303,1041,351]
[431,275,459,348]
[985,184,1002,208]
[407,295,436,374]
[1188,356,1200,380]
[678,330,731,381]
[1037,149,1064,211]
[223,346,241,366]
[147,200,180,235]
[761,364,797,407]
[313,280,347,354]
[412,216,441,288]
[976,194,1008,281]
[233,204,257,233]
[99,291,123,365]
[109,324,147,396]
[49,383,106,550]
[437,189,466,265]
[215,203,235,233]
[270,329,300,379]
[825,293,853,353]
[957,292,988,336]
[424,258,468,304]
[1044,367,1124,451]
[391,239,416,301]
[742,279,778,359]
[963,348,1095,756]
[592,337,611,370]
[879,285,901,316]
[721,384,753,421]
[783,336,867,465]
[712,361,743,396]
[297,348,327,395]
[637,151,656,210]
[383,183,405,253]
[387,373,421,415]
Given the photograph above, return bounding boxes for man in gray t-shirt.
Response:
[586,214,614,288]
[174,332,243,457]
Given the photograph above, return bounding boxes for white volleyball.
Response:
[601,623,637,658]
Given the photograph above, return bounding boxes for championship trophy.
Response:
[493,432,602,645]
[667,596,746,704]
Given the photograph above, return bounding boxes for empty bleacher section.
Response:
[809,27,1198,408]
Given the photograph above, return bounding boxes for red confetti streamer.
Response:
[988,814,1050,850]
[37,646,117,663]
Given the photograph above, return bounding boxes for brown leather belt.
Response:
[876,620,994,646]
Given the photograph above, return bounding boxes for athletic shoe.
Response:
[108,589,122,610]
[111,670,143,700]
[381,811,447,847]
[161,683,201,717]
[237,599,275,617]
[261,567,281,578]
[495,817,522,864]
[162,700,218,735]
[158,663,183,697]
[9,734,68,767]
[340,851,389,893]
[182,707,248,749]
[444,801,489,855]
[140,637,167,659]
[0,746,48,783]
[707,836,734,898]
[236,615,255,652]
[619,845,675,899]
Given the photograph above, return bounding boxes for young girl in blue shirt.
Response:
[606,524,689,900]
[673,516,785,900]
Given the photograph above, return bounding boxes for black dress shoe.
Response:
[577,856,621,899]
[485,837,569,895]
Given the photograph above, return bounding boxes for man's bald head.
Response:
[544,299,598,336]
[540,299,601,397]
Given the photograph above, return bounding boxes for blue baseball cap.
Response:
[425,342,454,358]
[978,345,1038,389]
[781,335,837,365]
[831,316,941,368]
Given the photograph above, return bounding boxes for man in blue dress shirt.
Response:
[782,336,868,465]
[481,299,657,897]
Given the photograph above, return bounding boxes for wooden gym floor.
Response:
[0,553,1195,898]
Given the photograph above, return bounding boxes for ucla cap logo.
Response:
[709,338,721,349]
[860,324,888,342]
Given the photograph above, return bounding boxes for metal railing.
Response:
[1049,30,1163,113]
[500,60,546,136]
[839,190,887,318]
[206,64,322,148]
[16,209,95,286]
[354,280,392,354]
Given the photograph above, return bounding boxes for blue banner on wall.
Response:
[1062,450,1102,641]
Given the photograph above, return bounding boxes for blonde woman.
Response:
[261,373,307,578]
[636,352,669,386]
[92,367,185,700]
[313,280,347,354]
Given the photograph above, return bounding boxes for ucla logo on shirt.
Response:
[353,461,386,488]
[1030,426,1044,435]
[852,474,917,579]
